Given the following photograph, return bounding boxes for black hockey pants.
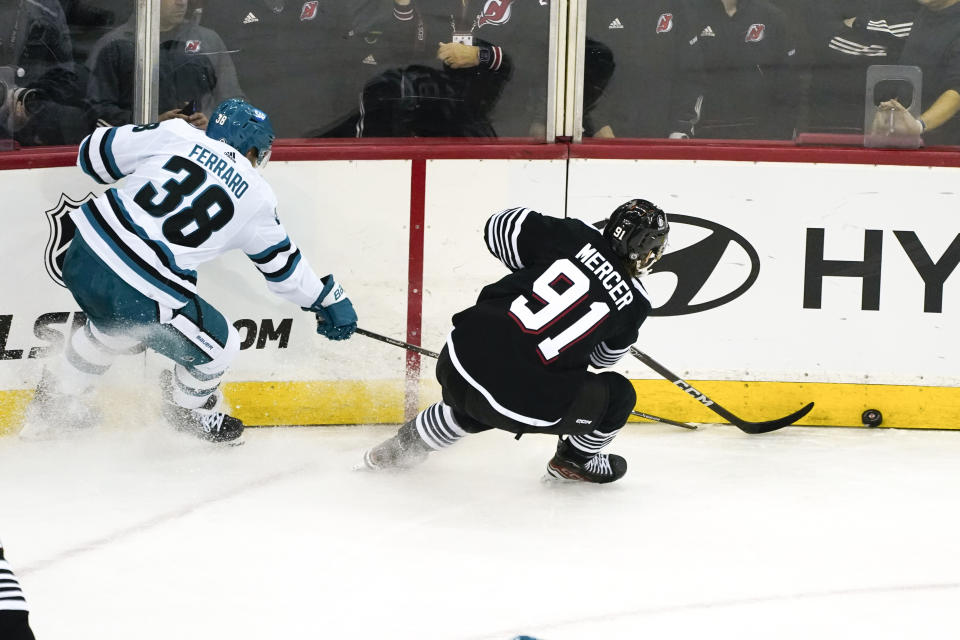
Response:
[435,345,636,437]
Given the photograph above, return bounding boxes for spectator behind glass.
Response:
[803,0,915,134]
[85,0,243,129]
[199,0,387,139]
[585,0,704,139]
[482,0,551,138]
[0,0,89,146]
[352,0,515,137]
[694,0,801,140]
[61,0,134,66]
[878,0,960,144]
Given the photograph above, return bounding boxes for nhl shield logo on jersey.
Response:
[44,193,94,288]
[477,0,514,28]
[745,23,765,42]
[300,1,319,21]
[656,13,674,34]
[184,39,201,53]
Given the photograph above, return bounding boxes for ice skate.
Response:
[544,437,627,484]
[160,370,244,445]
[361,420,431,470]
[19,368,100,441]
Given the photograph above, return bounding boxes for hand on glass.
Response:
[159,108,209,129]
[437,42,479,69]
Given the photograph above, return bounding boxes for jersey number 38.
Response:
[133,155,235,248]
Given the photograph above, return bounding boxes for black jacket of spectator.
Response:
[694,0,800,140]
[360,0,517,137]
[1,0,88,145]
[804,0,915,134]
[585,0,704,138]
[897,1,960,145]
[86,17,242,127]
[199,0,386,138]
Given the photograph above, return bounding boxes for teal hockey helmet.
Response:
[206,98,275,168]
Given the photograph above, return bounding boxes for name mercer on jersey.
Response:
[187,143,250,199]
[575,242,634,310]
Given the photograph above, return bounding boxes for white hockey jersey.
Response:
[73,119,325,310]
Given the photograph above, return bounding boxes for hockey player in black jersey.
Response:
[363,199,669,483]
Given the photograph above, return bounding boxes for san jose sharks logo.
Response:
[44,193,94,288]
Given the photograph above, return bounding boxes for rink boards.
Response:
[1,144,959,432]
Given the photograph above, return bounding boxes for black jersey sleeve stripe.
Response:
[106,190,198,286]
[262,249,302,282]
[248,239,292,265]
[78,134,108,184]
[83,200,195,300]
[98,127,124,181]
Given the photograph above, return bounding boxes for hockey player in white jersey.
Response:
[22,99,358,443]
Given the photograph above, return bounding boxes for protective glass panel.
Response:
[863,64,922,149]
[1,0,133,148]
[193,0,552,140]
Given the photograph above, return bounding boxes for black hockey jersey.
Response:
[447,209,651,427]
[586,0,704,138]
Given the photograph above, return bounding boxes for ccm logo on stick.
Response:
[673,380,714,406]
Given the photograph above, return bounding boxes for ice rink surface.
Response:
[1,421,958,640]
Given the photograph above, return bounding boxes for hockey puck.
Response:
[861,409,883,427]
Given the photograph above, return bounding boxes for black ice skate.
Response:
[545,437,627,484]
[160,370,243,444]
[20,368,100,440]
[362,420,431,470]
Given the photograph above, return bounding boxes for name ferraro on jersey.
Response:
[187,144,250,198]
[574,243,634,310]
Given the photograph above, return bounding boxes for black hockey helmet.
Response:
[602,199,669,276]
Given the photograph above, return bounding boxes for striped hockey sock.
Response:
[414,402,468,451]
[167,364,224,410]
[60,322,143,394]
[0,550,28,613]
[565,427,622,461]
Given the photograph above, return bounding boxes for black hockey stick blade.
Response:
[631,410,697,430]
[355,327,441,359]
[629,346,814,434]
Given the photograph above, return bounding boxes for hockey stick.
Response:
[355,327,440,359]
[356,327,697,430]
[628,346,814,434]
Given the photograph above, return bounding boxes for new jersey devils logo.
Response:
[44,193,94,288]
[301,1,318,21]
[656,13,674,34]
[745,23,765,42]
[477,0,514,28]
[184,39,201,53]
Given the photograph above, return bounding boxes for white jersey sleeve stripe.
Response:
[589,341,628,368]
[484,207,529,271]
